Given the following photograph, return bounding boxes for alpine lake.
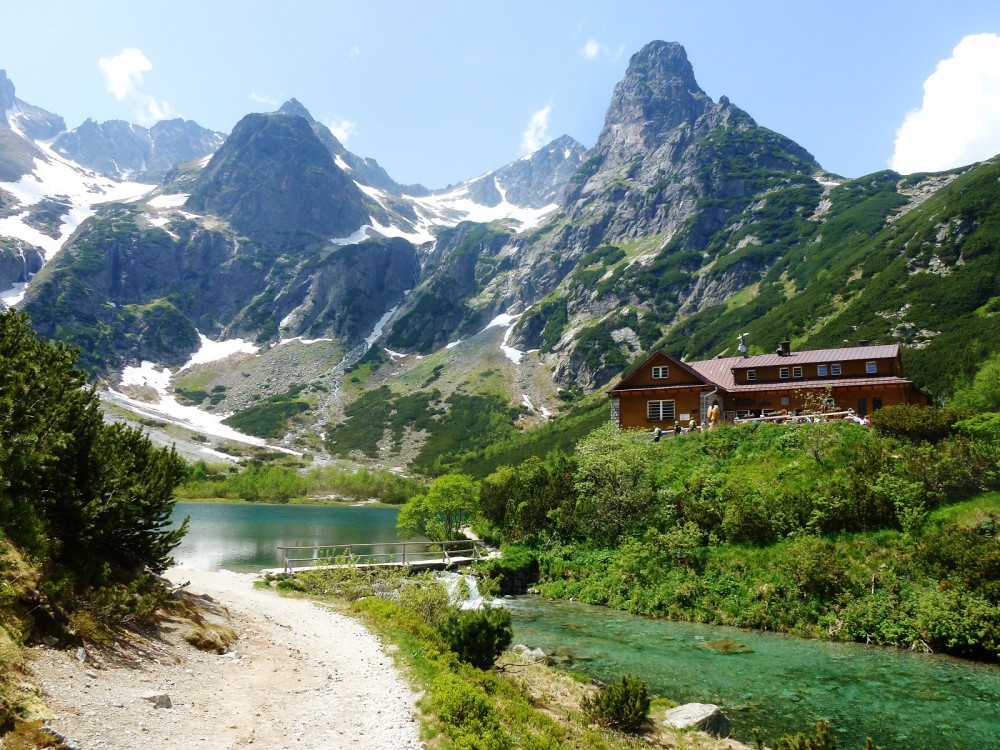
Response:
[171,502,1000,749]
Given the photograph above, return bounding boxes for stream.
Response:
[171,502,1000,749]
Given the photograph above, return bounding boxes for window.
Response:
[746,370,757,382]
[865,361,877,374]
[792,366,803,378]
[647,400,675,422]
[831,363,842,376]
[779,367,790,379]
[651,366,670,379]
[817,364,828,377]
[780,396,790,406]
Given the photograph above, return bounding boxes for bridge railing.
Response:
[275,539,487,573]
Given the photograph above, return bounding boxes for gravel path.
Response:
[28,567,423,750]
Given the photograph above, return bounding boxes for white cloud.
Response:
[250,91,279,108]
[349,46,362,58]
[579,39,625,62]
[326,118,358,143]
[520,105,552,155]
[581,39,603,60]
[890,33,1000,174]
[98,48,176,124]
[99,48,151,100]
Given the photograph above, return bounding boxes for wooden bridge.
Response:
[264,539,491,574]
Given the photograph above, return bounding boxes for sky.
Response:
[3,1,1000,189]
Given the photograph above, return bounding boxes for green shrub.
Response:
[956,412,1000,447]
[870,405,968,442]
[437,606,513,670]
[430,672,509,748]
[581,673,650,733]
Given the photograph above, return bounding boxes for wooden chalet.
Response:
[608,341,931,429]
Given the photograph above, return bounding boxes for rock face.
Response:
[277,98,428,196]
[661,702,731,737]
[0,71,54,182]
[463,134,588,209]
[383,222,513,352]
[0,69,65,142]
[0,238,44,290]
[499,40,823,386]
[51,118,224,181]
[21,198,419,373]
[186,112,370,249]
[561,40,817,249]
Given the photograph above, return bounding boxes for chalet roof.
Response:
[724,376,915,393]
[608,344,914,398]
[607,350,710,394]
[683,347,908,393]
[686,356,742,390]
[726,344,900,369]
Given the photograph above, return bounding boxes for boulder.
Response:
[662,702,730,737]
[142,692,173,709]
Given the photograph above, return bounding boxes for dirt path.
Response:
[28,567,423,750]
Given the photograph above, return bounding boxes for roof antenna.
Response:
[737,333,749,357]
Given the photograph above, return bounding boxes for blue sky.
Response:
[3,1,1000,188]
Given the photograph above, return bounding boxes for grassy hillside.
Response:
[651,163,1000,398]
[472,355,1000,658]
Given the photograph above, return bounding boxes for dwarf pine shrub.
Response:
[581,673,650,733]
[437,605,512,670]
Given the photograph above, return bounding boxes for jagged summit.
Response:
[595,41,747,166]
[456,134,587,209]
[186,111,368,247]
[276,98,315,122]
[0,69,65,142]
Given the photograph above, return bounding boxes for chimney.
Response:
[780,340,791,356]
[859,339,869,347]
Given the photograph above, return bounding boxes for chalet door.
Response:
[873,397,883,411]
[856,397,867,416]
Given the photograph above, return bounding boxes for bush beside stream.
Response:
[476,398,1000,660]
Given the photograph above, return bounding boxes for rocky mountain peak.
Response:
[461,134,588,209]
[0,70,15,118]
[594,40,715,161]
[185,111,368,248]
[277,98,315,123]
[0,69,65,141]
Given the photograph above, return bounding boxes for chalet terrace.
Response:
[608,341,932,430]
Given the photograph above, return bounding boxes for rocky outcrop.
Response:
[462,134,587,209]
[0,69,65,142]
[661,703,731,737]
[383,223,514,352]
[0,238,44,290]
[20,200,418,372]
[561,40,817,248]
[499,40,823,384]
[270,237,420,343]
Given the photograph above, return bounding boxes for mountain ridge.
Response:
[1,42,997,469]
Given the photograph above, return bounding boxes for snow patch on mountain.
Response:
[0,141,155,264]
[365,304,399,349]
[481,312,525,364]
[180,334,259,370]
[113,361,271,448]
[412,178,557,232]
[146,193,190,208]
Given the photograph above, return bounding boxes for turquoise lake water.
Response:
[170,502,1000,749]
[170,501,406,571]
